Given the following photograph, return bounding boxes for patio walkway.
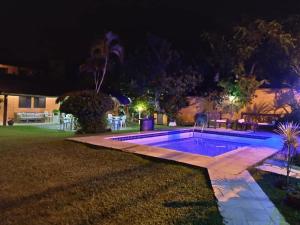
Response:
[69,129,288,225]
[209,170,288,225]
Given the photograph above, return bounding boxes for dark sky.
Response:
[1,0,300,65]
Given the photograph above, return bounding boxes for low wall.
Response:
[177,88,295,125]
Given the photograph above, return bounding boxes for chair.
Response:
[238,112,280,131]
[107,114,113,127]
[112,116,121,130]
[44,111,53,123]
[65,114,73,130]
[120,115,127,128]
[207,111,228,128]
[60,113,71,130]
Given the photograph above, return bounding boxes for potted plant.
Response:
[275,122,300,207]
[52,109,60,123]
[7,119,14,126]
[275,122,300,186]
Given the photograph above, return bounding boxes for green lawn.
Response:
[250,169,300,225]
[111,123,186,134]
[0,126,222,225]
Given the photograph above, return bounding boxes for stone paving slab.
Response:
[208,147,278,175]
[256,163,300,179]
[208,170,288,225]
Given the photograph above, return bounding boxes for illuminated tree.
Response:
[218,75,265,113]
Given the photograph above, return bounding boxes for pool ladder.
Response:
[192,122,205,138]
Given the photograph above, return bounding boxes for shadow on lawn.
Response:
[164,200,216,208]
[164,200,222,225]
[0,164,220,225]
[0,162,156,212]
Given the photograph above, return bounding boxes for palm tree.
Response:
[275,122,300,186]
[81,31,124,93]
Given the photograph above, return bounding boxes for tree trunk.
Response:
[97,55,108,93]
[2,95,8,126]
[286,145,291,186]
[249,63,256,75]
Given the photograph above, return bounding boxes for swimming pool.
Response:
[111,129,276,157]
[147,137,248,157]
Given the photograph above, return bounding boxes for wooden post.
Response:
[3,95,8,126]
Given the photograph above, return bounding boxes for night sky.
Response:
[1,0,300,66]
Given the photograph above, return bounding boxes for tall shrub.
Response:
[59,91,114,133]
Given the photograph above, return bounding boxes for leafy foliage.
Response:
[123,35,203,121]
[275,122,300,186]
[59,90,114,133]
[159,69,202,121]
[80,31,124,93]
[275,89,300,122]
[130,96,155,118]
[245,102,273,114]
[202,19,296,85]
[218,75,264,112]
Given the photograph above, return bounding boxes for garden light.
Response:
[135,102,147,123]
[229,95,236,102]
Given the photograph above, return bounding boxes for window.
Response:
[34,97,46,108]
[19,96,32,108]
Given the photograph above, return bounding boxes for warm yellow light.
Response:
[229,95,235,102]
[136,104,146,112]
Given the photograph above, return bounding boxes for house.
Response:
[0,63,34,76]
[0,63,61,125]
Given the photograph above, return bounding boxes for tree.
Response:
[217,75,265,113]
[159,67,202,121]
[123,35,181,105]
[123,34,202,119]
[202,19,296,84]
[80,31,124,93]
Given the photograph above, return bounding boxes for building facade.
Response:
[0,62,60,125]
[0,95,59,123]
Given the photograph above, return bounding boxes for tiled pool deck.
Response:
[69,128,288,225]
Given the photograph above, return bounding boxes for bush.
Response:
[60,90,114,133]
[280,109,300,123]
[286,187,300,209]
[52,109,60,115]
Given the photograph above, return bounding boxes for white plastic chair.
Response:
[107,114,113,128]
[120,115,127,128]
[112,116,121,130]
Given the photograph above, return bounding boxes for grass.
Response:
[0,126,222,225]
[250,169,300,225]
[111,123,185,134]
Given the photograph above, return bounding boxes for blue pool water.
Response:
[147,137,249,157]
